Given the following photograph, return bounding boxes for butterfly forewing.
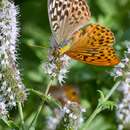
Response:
[65,24,120,66]
[48,0,91,44]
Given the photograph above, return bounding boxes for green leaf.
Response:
[97,90,105,103]
[101,101,117,111]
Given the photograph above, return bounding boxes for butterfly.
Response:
[48,0,120,66]
[49,85,80,106]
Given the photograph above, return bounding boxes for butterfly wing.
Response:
[48,0,91,44]
[65,24,120,66]
[49,85,80,106]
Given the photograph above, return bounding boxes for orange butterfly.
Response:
[49,85,80,106]
[48,0,120,66]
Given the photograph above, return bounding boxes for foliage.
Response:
[0,0,130,130]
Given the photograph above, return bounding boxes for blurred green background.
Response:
[2,0,130,129]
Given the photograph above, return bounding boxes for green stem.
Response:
[28,79,53,130]
[82,105,101,130]
[18,102,25,130]
[28,89,43,98]
[29,103,44,130]
[45,80,53,95]
[82,81,121,130]
[104,81,121,101]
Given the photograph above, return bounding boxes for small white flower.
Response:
[118,124,124,130]
[0,102,8,118]
[118,62,125,68]
[122,57,129,64]
[64,107,70,114]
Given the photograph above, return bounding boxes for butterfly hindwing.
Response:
[66,47,119,66]
[65,24,120,66]
[48,0,91,44]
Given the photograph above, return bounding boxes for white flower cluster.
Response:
[0,0,27,118]
[46,108,63,130]
[62,101,85,130]
[117,82,130,130]
[46,101,84,130]
[44,47,71,84]
[111,41,130,130]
